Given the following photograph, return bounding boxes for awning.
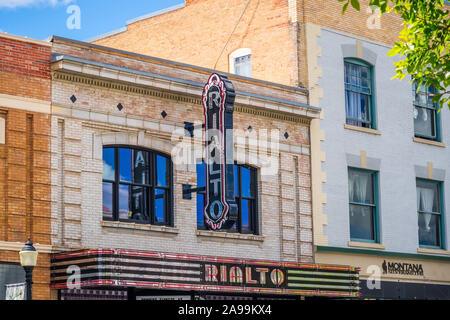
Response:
[50,249,361,298]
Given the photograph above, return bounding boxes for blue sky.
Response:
[0,0,184,41]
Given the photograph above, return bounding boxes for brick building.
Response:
[90,0,450,299]
[47,36,360,300]
[0,33,53,300]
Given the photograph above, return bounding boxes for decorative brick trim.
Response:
[53,72,313,124]
[53,72,201,106]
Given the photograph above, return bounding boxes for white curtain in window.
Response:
[417,187,434,231]
[346,92,363,124]
[349,172,369,216]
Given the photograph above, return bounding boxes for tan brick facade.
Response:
[0,34,52,300]
[49,37,317,266]
[93,0,300,87]
[92,0,403,88]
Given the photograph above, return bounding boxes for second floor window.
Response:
[234,54,251,77]
[344,59,375,129]
[230,48,252,78]
[413,82,440,141]
[417,179,443,248]
[348,168,379,242]
[196,162,258,234]
[102,146,172,226]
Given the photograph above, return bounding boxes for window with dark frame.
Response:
[348,168,378,242]
[413,81,440,141]
[102,146,172,226]
[344,59,375,129]
[416,179,443,248]
[196,162,258,235]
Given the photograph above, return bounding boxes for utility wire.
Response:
[213,0,252,70]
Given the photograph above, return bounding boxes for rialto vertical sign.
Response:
[202,73,237,230]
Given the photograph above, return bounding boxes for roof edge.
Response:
[85,27,128,43]
[126,2,186,25]
[52,54,320,113]
[50,36,310,96]
[0,32,52,47]
[85,2,186,43]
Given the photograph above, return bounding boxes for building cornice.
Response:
[52,57,318,123]
[51,36,310,95]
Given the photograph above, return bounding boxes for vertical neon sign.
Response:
[202,74,237,230]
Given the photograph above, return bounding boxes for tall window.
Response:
[413,82,440,141]
[230,48,252,77]
[344,59,375,128]
[102,146,172,225]
[416,179,444,248]
[348,168,379,242]
[196,162,258,234]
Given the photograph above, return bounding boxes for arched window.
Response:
[196,161,258,234]
[102,146,173,226]
[344,58,376,129]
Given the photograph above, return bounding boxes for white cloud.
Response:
[0,0,74,9]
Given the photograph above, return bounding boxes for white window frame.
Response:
[229,48,252,77]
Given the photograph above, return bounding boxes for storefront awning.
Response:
[50,249,361,298]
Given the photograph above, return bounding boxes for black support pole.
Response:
[23,266,34,300]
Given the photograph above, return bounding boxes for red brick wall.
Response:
[0,35,52,300]
[0,36,51,100]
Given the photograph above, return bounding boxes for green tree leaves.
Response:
[338,0,449,111]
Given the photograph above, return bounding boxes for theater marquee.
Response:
[50,249,361,298]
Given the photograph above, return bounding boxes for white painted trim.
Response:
[0,241,53,253]
[229,48,252,75]
[0,32,52,47]
[0,93,51,114]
